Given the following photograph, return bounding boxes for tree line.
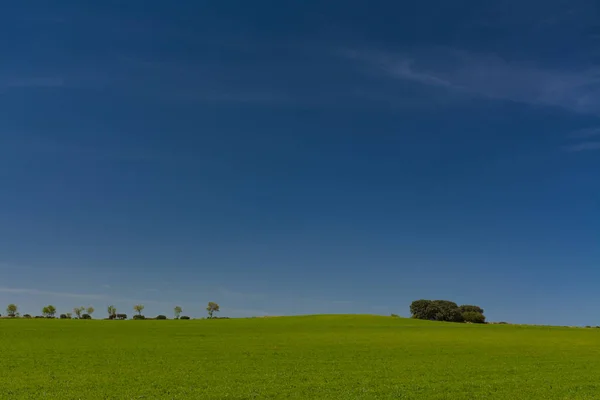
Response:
[410,300,486,323]
[3,302,221,320]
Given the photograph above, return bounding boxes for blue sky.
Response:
[1,1,599,324]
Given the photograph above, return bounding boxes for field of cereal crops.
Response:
[1,315,600,399]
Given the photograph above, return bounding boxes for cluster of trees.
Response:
[3,302,221,320]
[410,300,486,323]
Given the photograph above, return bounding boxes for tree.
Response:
[107,305,117,318]
[462,311,486,324]
[430,300,463,322]
[66,313,72,319]
[410,300,435,320]
[206,302,220,319]
[43,305,56,318]
[73,306,85,319]
[133,304,144,316]
[410,299,463,322]
[86,306,95,316]
[459,305,484,314]
[6,304,18,317]
[174,306,182,319]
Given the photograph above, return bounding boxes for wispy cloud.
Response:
[0,287,107,300]
[0,287,173,305]
[564,142,600,152]
[569,127,600,138]
[2,77,64,88]
[343,48,600,115]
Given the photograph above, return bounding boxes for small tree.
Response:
[73,306,85,319]
[43,305,56,318]
[86,306,95,316]
[134,304,145,316]
[6,304,18,317]
[108,305,117,319]
[206,302,220,319]
[66,313,72,319]
[174,306,182,319]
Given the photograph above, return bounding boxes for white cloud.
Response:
[564,141,600,152]
[344,47,600,115]
[569,127,600,138]
[2,77,64,88]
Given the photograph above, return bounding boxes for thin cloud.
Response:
[3,77,64,88]
[0,287,108,300]
[0,287,173,306]
[564,142,600,152]
[343,47,600,115]
[569,127,600,138]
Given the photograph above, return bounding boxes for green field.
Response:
[2,315,600,399]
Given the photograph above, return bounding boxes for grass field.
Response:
[2,315,600,399]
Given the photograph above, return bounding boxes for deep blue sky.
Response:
[1,1,599,324]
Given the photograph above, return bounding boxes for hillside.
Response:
[1,315,599,399]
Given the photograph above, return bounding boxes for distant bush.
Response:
[81,314,92,320]
[60,314,68,319]
[116,314,127,320]
[23,314,32,319]
[410,299,486,323]
[34,316,44,319]
[462,311,485,324]
[156,315,167,320]
[180,316,190,320]
[133,315,145,320]
[390,314,400,318]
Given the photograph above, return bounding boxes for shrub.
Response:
[81,314,92,320]
[133,315,145,320]
[156,315,167,320]
[462,311,485,324]
[23,314,32,319]
[116,314,127,320]
[390,314,400,318]
[180,316,190,320]
[34,316,44,319]
[60,314,68,319]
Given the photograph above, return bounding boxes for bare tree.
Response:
[73,306,85,319]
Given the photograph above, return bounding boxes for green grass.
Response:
[2,315,600,399]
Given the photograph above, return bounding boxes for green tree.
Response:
[43,305,56,318]
[206,302,220,319]
[86,306,95,316]
[462,311,486,324]
[459,305,484,314]
[410,300,434,320]
[174,306,182,319]
[410,299,463,322]
[133,304,145,316]
[6,303,18,317]
[73,306,85,319]
[107,305,117,318]
[66,313,72,319]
